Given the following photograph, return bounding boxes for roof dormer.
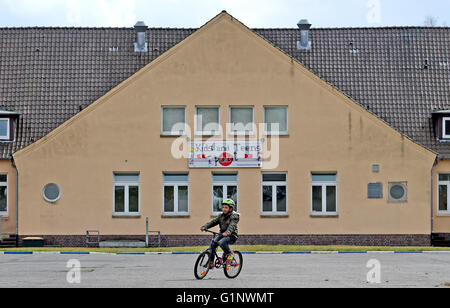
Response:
[0,110,20,142]
[432,110,450,142]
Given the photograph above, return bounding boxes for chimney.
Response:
[134,21,148,52]
[297,19,312,51]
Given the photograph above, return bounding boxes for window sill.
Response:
[160,134,186,138]
[0,215,9,220]
[310,214,339,218]
[261,213,289,218]
[162,214,190,218]
[437,213,450,217]
[112,214,141,219]
[263,133,290,137]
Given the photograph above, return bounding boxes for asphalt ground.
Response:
[0,253,449,288]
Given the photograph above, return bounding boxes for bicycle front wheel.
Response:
[194,251,212,280]
[224,251,243,279]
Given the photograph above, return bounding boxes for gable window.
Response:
[262,173,287,215]
[230,106,254,135]
[311,173,338,216]
[0,119,10,140]
[438,174,450,214]
[114,173,140,216]
[0,175,7,214]
[212,174,238,215]
[443,117,450,139]
[163,174,189,216]
[162,106,186,136]
[196,107,220,136]
[264,106,288,135]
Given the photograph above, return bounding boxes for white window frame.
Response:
[437,173,450,215]
[311,174,338,216]
[113,174,140,216]
[443,117,450,139]
[0,118,10,140]
[161,106,187,136]
[212,174,239,216]
[264,106,289,136]
[163,174,190,216]
[0,174,8,215]
[261,173,288,216]
[229,106,255,136]
[195,106,221,136]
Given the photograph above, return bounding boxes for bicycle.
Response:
[194,229,243,280]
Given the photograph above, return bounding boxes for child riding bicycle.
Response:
[200,199,240,267]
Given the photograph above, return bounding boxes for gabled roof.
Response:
[0,16,449,158]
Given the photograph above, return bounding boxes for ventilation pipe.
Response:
[134,21,148,52]
[297,19,312,51]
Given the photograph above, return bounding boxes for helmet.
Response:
[222,198,236,209]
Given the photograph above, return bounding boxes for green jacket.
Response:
[204,212,240,240]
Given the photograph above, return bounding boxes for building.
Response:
[0,12,449,247]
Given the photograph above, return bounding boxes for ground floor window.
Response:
[262,173,287,215]
[114,173,140,216]
[163,174,189,216]
[212,173,238,214]
[438,174,450,214]
[311,173,337,216]
[0,174,7,214]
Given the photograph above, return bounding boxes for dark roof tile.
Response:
[0,26,449,158]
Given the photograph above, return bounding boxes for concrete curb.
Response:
[1,250,450,255]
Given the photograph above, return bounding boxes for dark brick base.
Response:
[19,234,431,248]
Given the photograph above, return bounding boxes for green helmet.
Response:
[222,198,236,209]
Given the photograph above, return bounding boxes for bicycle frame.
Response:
[204,229,227,268]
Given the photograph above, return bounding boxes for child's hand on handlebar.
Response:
[201,226,206,232]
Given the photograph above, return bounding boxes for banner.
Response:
[189,141,263,168]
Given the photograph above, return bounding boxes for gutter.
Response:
[9,156,18,247]
[431,156,441,240]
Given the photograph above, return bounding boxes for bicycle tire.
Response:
[194,251,211,280]
[223,251,243,279]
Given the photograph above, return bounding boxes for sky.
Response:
[0,0,449,28]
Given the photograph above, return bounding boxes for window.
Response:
[0,175,7,214]
[0,119,10,140]
[212,174,238,214]
[196,107,220,136]
[311,174,337,216]
[443,117,450,139]
[264,106,288,135]
[438,174,450,214]
[114,174,140,215]
[262,173,287,215]
[43,183,61,203]
[163,174,189,216]
[162,107,186,136]
[230,107,254,135]
[387,182,408,203]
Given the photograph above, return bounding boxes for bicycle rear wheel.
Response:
[194,251,212,280]
[224,251,243,279]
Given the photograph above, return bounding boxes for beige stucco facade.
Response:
[9,13,441,239]
[432,159,450,233]
[0,159,17,235]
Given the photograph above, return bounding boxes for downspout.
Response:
[431,156,440,244]
[9,156,18,247]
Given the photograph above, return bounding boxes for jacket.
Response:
[204,212,240,240]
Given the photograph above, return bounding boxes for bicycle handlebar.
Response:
[203,229,220,236]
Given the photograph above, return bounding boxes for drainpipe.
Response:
[9,156,18,247]
[431,157,440,243]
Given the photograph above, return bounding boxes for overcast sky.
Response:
[0,0,449,28]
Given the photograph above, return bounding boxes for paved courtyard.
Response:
[0,253,449,288]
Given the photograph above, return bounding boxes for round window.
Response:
[390,184,405,200]
[43,184,61,203]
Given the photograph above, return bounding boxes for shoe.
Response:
[226,253,235,264]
